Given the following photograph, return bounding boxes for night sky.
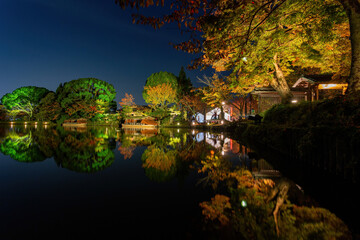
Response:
[0,0,211,106]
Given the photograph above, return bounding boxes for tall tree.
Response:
[115,0,357,99]
[177,66,193,97]
[340,0,360,94]
[1,86,49,120]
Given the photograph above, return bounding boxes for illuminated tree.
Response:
[34,92,62,121]
[56,78,116,119]
[0,105,8,121]
[115,0,359,99]
[119,93,136,118]
[179,93,207,121]
[144,83,178,110]
[142,71,179,104]
[200,0,350,103]
[1,86,49,120]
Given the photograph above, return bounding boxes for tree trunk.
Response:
[341,0,360,94]
[271,53,293,104]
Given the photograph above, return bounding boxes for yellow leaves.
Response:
[144,83,177,108]
[142,146,176,171]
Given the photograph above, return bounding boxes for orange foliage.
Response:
[118,146,135,160]
[199,194,231,226]
[119,93,135,106]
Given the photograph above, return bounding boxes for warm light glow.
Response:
[241,200,247,208]
[319,84,338,89]
[177,122,180,125]
[221,151,225,155]
[221,120,224,124]
[192,121,195,125]
[192,130,195,135]
[207,122,210,125]
[221,101,225,105]
[291,99,298,103]
[177,129,180,133]
[10,122,13,128]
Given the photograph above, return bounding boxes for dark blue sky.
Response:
[0,0,211,106]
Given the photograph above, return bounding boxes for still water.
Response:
[0,125,352,239]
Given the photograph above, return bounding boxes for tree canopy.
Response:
[1,86,50,119]
[116,0,359,97]
[56,78,116,119]
[142,71,179,104]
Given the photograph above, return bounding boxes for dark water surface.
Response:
[0,125,355,239]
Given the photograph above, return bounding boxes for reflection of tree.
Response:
[54,130,115,173]
[0,131,46,162]
[198,151,351,239]
[118,145,135,160]
[141,146,177,183]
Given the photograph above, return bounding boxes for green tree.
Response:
[34,92,62,121]
[0,131,46,162]
[56,78,116,120]
[1,86,49,120]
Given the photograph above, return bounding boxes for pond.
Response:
[0,125,353,239]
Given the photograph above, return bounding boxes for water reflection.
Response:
[0,126,116,172]
[0,126,352,239]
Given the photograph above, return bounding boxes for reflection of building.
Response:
[122,116,158,129]
[123,128,159,137]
